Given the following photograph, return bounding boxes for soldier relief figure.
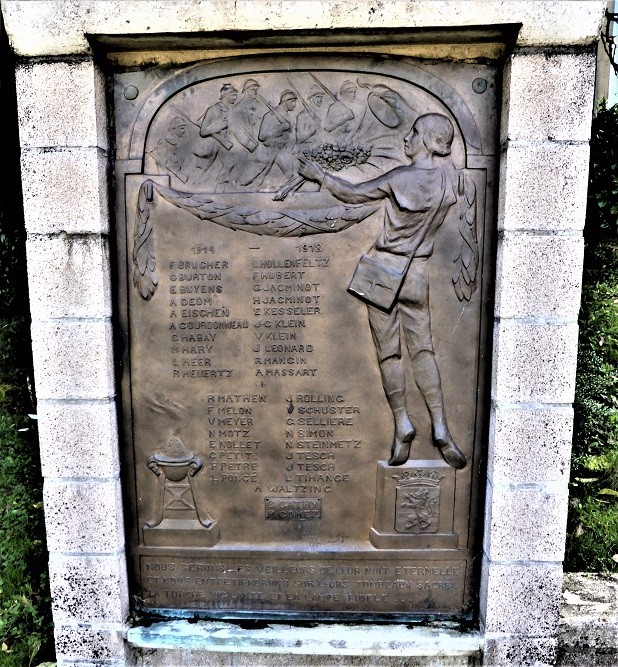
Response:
[298,114,466,469]
[137,71,479,471]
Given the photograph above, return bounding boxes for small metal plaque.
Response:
[265,497,322,520]
[114,51,497,620]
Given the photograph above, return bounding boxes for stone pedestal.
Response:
[3,0,603,664]
[370,460,458,549]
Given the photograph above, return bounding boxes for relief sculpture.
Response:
[393,469,447,534]
[118,56,495,617]
[144,436,220,546]
[298,114,473,469]
[133,72,478,471]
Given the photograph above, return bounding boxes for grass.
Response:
[0,414,53,666]
[0,20,55,665]
[565,103,618,573]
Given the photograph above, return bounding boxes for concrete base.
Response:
[557,573,618,666]
[128,621,482,666]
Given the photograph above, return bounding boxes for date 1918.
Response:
[296,243,322,253]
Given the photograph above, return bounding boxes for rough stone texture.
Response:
[37,400,120,478]
[128,621,482,659]
[26,233,111,319]
[557,573,618,667]
[483,481,569,562]
[0,1,605,56]
[20,147,109,234]
[498,142,590,234]
[495,233,585,318]
[501,52,597,143]
[58,661,125,667]
[236,0,331,30]
[48,553,129,625]
[30,319,115,400]
[491,321,579,404]
[487,406,573,485]
[480,559,563,635]
[15,60,108,148]
[132,652,473,667]
[54,624,126,662]
[484,634,558,667]
[43,479,124,553]
[4,1,603,666]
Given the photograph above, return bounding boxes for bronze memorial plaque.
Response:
[114,51,497,620]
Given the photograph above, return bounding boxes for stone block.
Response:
[38,400,120,478]
[483,481,569,562]
[559,572,618,666]
[484,634,558,667]
[501,51,596,142]
[57,660,125,667]
[491,321,579,404]
[54,624,126,662]
[1,2,606,56]
[26,233,111,319]
[20,147,109,234]
[236,1,330,29]
[44,479,125,553]
[488,405,573,484]
[30,320,115,400]
[480,558,563,635]
[495,233,584,318]
[49,553,129,625]
[131,650,471,666]
[15,60,107,148]
[498,142,590,232]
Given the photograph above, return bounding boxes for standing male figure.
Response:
[296,85,328,145]
[299,113,467,469]
[245,89,298,187]
[227,79,266,188]
[192,83,238,186]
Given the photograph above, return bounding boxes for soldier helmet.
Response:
[308,85,324,98]
[170,116,186,130]
[280,90,297,103]
[242,79,260,92]
[220,83,239,98]
[339,80,356,94]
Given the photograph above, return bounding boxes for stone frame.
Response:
[0,1,604,665]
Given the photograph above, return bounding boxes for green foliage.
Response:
[566,102,618,573]
[587,102,618,239]
[0,415,52,666]
[566,495,618,573]
[0,21,54,666]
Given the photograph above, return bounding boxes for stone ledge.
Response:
[557,573,618,666]
[1,1,606,56]
[127,621,483,658]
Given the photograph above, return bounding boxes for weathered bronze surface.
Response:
[114,52,497,619]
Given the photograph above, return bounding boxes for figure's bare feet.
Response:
[433,420,466,469]
[388,410,416,466]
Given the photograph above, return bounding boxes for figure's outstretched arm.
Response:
[132,179,379,300]
[298,156,389,204]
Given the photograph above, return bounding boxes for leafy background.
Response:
[0,20,54,667]
[565,102,618,573]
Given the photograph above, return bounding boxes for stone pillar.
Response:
[16,59,129,665]
[481,50,595,664]
[1,2,606,666]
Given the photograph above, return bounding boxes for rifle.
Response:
[309,73,337,103]
[257,94,288,127]
[172,104,233,151]
[286,78,319,123]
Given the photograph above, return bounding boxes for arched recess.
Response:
[127,53,484,166]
